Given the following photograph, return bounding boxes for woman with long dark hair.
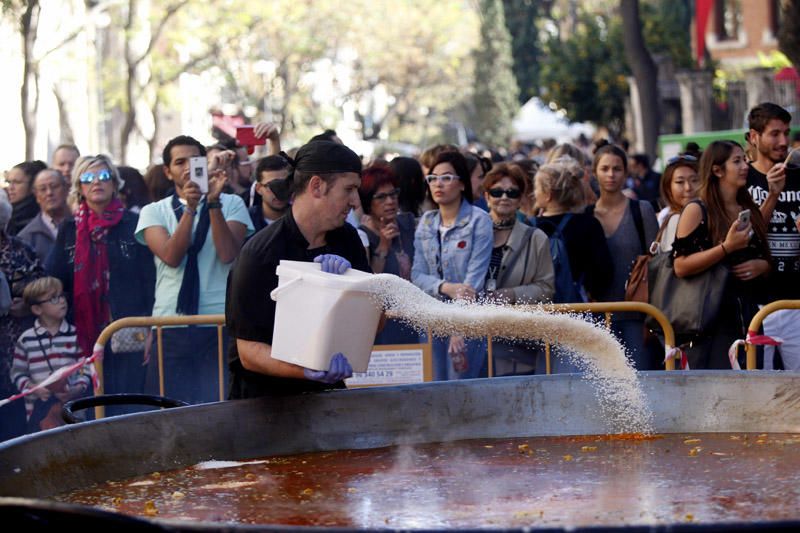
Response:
[656,155,701,252]
[673,140,771,369]
[588,145,659,370]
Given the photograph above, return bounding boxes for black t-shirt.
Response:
[225,208,370,399]
[747,164,800,300]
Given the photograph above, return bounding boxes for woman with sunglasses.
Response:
[656,155,701,252]
[483,163,554,376]
[46,155,155,413]
[672,141,770,369]
[412,150,493,381]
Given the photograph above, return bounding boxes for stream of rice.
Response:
[362,274,654,434]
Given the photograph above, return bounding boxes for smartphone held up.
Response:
[189,156,209,194]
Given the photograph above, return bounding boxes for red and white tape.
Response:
[728,331,783,370]
[0,344,103,408]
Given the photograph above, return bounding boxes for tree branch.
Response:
[134,0,190,68]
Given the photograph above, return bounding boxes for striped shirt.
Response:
[11,319,89,419]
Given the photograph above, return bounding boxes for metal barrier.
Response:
[94,315,226,418]
[743,300,800,370]
[500,302,678,373]
[93,303,676,416]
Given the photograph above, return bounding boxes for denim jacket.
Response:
[411,199,493,298]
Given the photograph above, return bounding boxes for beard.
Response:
[757,139,787,164]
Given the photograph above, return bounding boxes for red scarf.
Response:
[73,199,124,357]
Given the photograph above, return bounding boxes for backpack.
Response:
[530,214,587,303]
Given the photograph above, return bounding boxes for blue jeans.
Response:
[429,335,487,381]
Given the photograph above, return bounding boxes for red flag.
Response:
[695,0,715,67]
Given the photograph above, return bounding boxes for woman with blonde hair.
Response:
[532,157,612,303]
[46,155,155,413]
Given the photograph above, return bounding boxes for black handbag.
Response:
[646,252,729,340]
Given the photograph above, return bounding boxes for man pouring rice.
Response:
[225,141,371,399]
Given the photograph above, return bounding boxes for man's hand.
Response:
[254,122,281,142]
[207,169,228,202]
[766,162,786,196]
[314,254,351,274]
[182,180,202,212]
[303,353,353,384]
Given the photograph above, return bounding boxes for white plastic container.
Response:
[270,260,382,372]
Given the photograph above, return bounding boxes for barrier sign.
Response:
[346,345,430,387]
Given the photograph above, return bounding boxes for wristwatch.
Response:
[206,200,222,210]
[372,250,388,260]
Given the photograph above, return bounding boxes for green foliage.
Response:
[539,0,692,134]
[473,0,520,146]
[640,0,693,69]
[503,0,550,104]
[540,10,628,130]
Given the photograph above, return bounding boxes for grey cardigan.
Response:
[495,221,555,304]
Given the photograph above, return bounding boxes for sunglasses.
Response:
[79,169,113,184]
[425,173,460,184]
[488,188,521,199]
[666,154,698,166]
[373,188,400,201]
[32,293,66,305]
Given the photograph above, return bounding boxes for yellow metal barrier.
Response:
[92,303,675,417]
[389,301,677,374]
[94,315,226,418]
[743,300,800,370]
[509,302,677,372]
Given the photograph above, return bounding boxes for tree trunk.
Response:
[119,0,138,165]
[778,0,800,72]
[620,0,659,158]
[20,1,41,161]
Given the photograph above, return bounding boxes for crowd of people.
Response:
[1,101,799,441]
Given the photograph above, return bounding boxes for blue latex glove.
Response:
[314,254,351,275]
[303,353,353,384]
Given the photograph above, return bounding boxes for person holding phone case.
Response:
[672,141,771,369]
[136,135,254,404]
[746,103,800,370]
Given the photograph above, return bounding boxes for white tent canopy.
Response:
[512,97,595,142]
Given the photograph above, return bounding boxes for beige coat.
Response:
[494,221,555,304]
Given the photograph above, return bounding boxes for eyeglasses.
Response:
[666,154,698,166]
[425,174,460,184]
[32,293,66,305]
[488,188,521,199]
[79,169,112,184]
[373,188,400,201]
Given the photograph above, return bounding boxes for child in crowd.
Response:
[10,276,90,432]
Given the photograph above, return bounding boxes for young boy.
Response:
[10,276,90,432]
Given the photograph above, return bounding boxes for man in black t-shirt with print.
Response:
[225,141,372,398]
[746,102,800,369]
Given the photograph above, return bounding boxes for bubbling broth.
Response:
[57,433,800,528]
